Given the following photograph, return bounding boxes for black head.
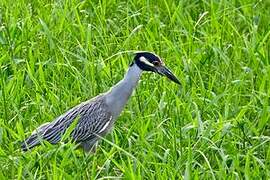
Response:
[133,52,163,71]
[132,51,181,85]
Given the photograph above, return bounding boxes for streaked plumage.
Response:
[22,95,113,151]
[21,51,180,152]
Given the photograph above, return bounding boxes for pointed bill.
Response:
[156,66,181,85]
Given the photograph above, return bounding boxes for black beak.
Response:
[156,66,181,85]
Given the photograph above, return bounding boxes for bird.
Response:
[21,51,181,152]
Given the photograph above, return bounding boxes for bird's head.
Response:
[132,51,181,85]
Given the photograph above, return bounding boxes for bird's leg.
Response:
[81,140,98,153]
[90,142,98,153]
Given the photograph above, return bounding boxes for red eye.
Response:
[153,61,161,66]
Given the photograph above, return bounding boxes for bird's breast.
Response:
[105,90,132,119]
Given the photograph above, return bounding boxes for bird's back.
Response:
[21,94,113,151]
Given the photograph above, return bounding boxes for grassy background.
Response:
[0,0,270,179]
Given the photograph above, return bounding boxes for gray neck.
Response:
[105,63,142,119]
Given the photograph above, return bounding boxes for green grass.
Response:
[0,0,270,179]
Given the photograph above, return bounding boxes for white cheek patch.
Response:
[139,56,155,67]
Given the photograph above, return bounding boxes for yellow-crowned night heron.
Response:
[21,51,180,152]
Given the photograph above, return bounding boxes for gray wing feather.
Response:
[72,102,112,142]
[22,95,112,150]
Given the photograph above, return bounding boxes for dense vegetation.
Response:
[0,0,269,179]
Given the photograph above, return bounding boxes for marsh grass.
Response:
[0,0,270,179]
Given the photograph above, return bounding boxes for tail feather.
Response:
[21,133,41,151]
[21,122,51,151]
